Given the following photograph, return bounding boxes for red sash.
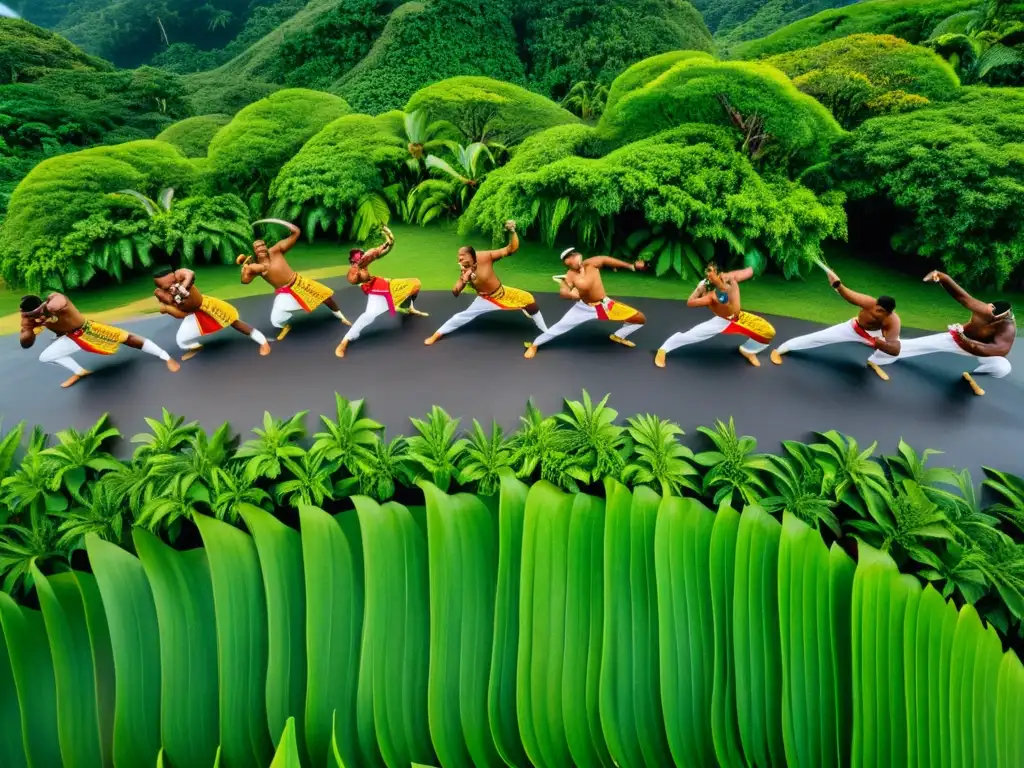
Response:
[361,276,397,315]
[949,329,972,353]
[851,319,876,344]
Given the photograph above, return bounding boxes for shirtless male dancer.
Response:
[655,262,776,367]
[523,247,647,359]
[239,219,350,341]
[770,267,901,379]
[869,270,1015,396]
[336,225,427,358]
[153,267,271,360]
[424,220,548,345]
[20,292,178,388]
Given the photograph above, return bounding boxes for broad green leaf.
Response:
[134,530,219,768]
[709,504,745,768]
[270,717,302,768]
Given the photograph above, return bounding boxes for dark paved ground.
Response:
[2,281,1021,474]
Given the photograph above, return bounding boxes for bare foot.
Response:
[770,349,783,365]
[610,334,636,348]
[424,333,441,346]
[166,359,181,373]
[259,342,271,356]
[338,315,352,327]
[276,325,292,341]
[524,344,538,360]
[655,349,666,368]
[335,340,349,359]
[61,371,90,388]
[739,347,760,367]
[181,347,202,361]
[867,361,889,381]
[963,372,985,396]
[408,307,430,317]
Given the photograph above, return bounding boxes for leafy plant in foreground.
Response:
[984,467,1024,536]
[407,405,467,493]
[620,413,699,497]
[311,395,383,476]
[810,430,890,517]
[457,420,515,497]
[694,418,771,506]
[0,516,69,596]
[274,448,339,508]
[40,415,121,504]
[210,463,272,521]
[130,408,199,461]
[236,411,308,483]
[761,439,841,536]
[556,390,627,483]
[356,434,413,502]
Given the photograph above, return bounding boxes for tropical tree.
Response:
[412,141,494,222]
[396,109,458,168]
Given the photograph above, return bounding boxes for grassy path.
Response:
[1,223,1019,333]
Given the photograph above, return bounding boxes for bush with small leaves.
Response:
[604,50,715,112]
[156,114,232,158]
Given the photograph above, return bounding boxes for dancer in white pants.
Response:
[19,293,179,389]
[239,219,350,341]
[656,262,775,368]
[869,271,1015,396]
[770,267,901,379]
[524,248,647,359]
[336,225,427,358]
[153,268,270,360]
[426,220,548,345]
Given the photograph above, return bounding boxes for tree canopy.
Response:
[0,16,109,84]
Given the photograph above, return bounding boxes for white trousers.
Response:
[660,315,769,354]
[38,335,87,375]
[778,319,891,362]
[344,294,390,342]
[270,292,304,329]
[871,331,1012,378]
[532,301,641,347]
[437,296,547,336]
[176,314,267,350]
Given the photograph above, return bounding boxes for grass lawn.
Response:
[1,223,1020,333]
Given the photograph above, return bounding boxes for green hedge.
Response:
[765,33,960,127]
[604,49,714,112]
[0,400,1021,767]
[731,0,980,59]
[206,88,351,194]
[334,1,527,115]
[403,76,579,147]
[598,58,843,171]
[155,114,232,159]
[822,87,1024,288]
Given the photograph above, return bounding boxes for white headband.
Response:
[560,247,576,261]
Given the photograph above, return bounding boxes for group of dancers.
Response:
[19,220,1015,397]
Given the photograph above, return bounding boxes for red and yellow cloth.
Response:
[723,311,775,344]
[276,273,334,312]
[589,297,639,322]
[480,284,535,310]
[68,321,130,355]
[194,295,240,336]
[361,276,420,315]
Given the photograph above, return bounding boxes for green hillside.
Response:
[694,0,860,41]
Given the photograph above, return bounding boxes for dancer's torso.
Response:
[963,313,1016,347]
[854,308,896,334]
[708,279,741,319]
[258,249,296,289]
[569,266,607,304]
[41,300,86,335]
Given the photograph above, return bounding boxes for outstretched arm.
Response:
[584,256,644,271]
[477,222,519,262]
[826,269,875,310]
[724,267,755,283]
[241,262,268,285]
[925,271,991,314]
[956,324,1015,358]
[359,229,395,267]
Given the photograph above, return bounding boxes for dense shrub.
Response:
[822,88,1024,288]
[765,34,960,127]
[403,76,579,147]
[731,0,980,59]
[464,123,847,276]
[206,88,351,194]
[0,17,110,84]
[598,59,843,171]
[155,115,232,158]
[334,1,527,115]
[270,113,407,238]
[0,138,253,290]
[604,50,714,112]
[515,0,713,98]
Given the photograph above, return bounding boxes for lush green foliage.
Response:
[924,0,1024,85]
[604,49,714,113]
[155,114,231,158]
[821,88,1024,288]
[599,58,843,171]
[700,0,859,42]
[0,17,109,84]
[514,0,713,98]
[270,113,407,240]
[335,1,528,115]
[206,88,351,197]
[0,401,1022,767]
[464,122,847,281]
[403,76,579,148]
[0,141,251,290]
[766,34,960,127]
[731,0,981,59]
